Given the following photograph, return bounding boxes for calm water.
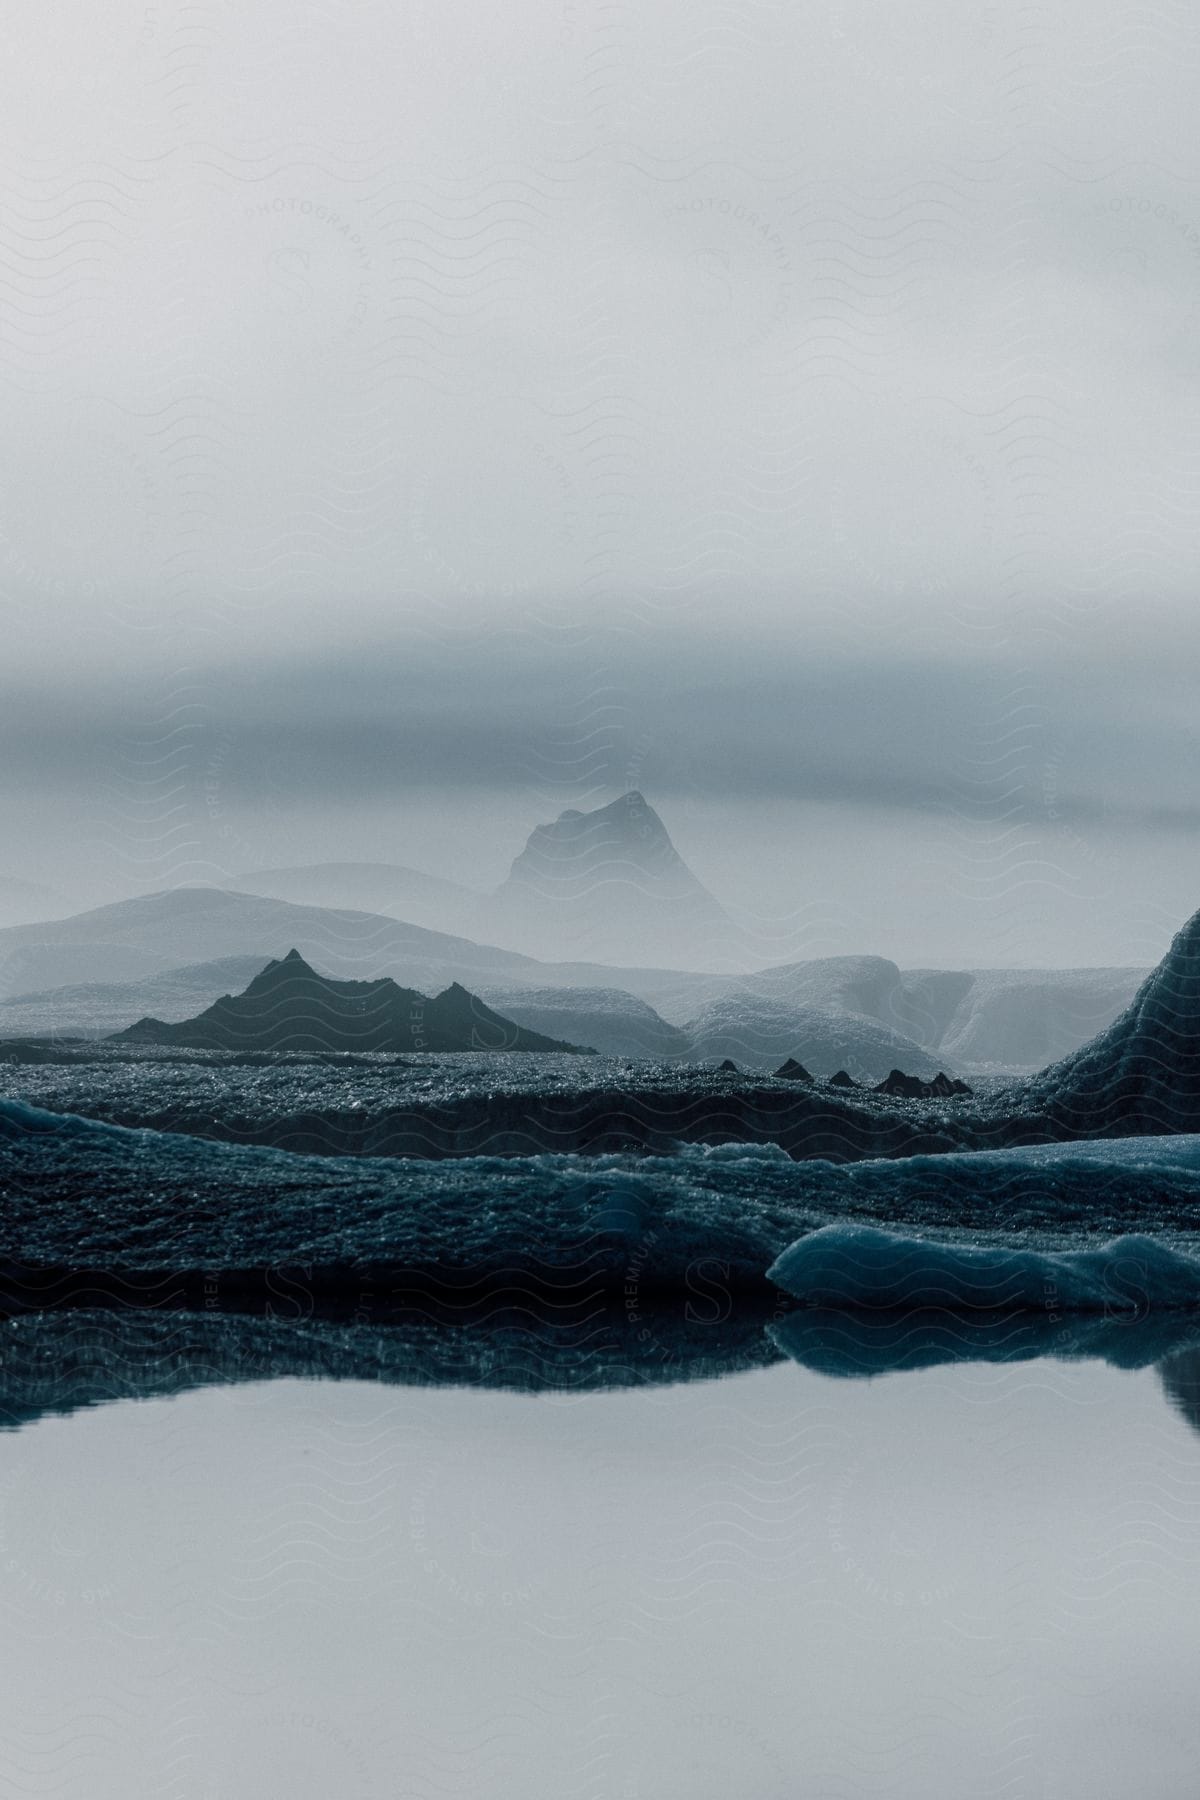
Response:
[2,1354,1200,1797]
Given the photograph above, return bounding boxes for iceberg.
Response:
[767,1223,1200,1313]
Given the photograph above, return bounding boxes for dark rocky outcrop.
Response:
[774,1058,814,1082]
[875,1068,973,1100]
[111,950,591,1055]
[827,1069,858,1089]
[717,1057,739,1072]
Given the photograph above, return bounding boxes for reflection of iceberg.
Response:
[768,1224,1200,1425]
[768,1224,1200,1313]
[772,1305,1200,1380]
[0,1301,783,1431]
[1159,1348,1200,1434]
[772,1295,1200,1447]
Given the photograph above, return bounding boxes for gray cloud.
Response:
[2,0,1199,961]
[4,631,1197,833]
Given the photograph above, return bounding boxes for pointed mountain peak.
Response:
[554,791,661,834]
[558,789,648,816]
[487,789,735,968]
[503,792,695,887]
[245,948,321,991]
[272,946,316,972]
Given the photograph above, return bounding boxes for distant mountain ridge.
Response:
[501,792,706,901]
[0,880,1151,1071]
[114,950,592,1054]
[0,956,270,1038]
[474,984,690,1060]
[227,794,742,970]
[215,798,1149,1049]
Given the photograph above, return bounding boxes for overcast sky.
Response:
[2,0,1199,964]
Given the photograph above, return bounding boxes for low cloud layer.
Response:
[2,0,1198,962]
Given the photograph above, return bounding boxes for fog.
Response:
[3,0,1198,965]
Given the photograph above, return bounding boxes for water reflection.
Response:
[769,1304,1200,1438]
[4,1298,1200,1438]
[772,1301,1200,1372]
[1159,1347,1200,1434]
[4,1304,1200,1798]
[0,1299,785,1429]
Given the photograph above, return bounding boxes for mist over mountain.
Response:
[0,956,270,1039]
[0,875,77,931]
[487,792,741,970]
[209,801,1153,1061]
[226,794,743,972]
[4,8,1200,1792]
[0,886,539,1003]
[635,955,1147,1075]
[230,862,480,937]
[682,992,945,1082]
[0,875,1149,1074]
[473,986,690,1061]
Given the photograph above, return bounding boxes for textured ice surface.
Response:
[0,1098,808,1279]
[0,1045,983,1160]
[5,1099,1200,1286]
[1020,908,1200,1134]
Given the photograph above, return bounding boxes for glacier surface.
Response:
[6,1098,1200,1289]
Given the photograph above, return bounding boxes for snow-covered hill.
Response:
[681,956,1148,1075]
[682,990,945,1079]
[476,986,688,1059]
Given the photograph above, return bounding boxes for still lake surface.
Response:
[2,1351,1199,1797]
